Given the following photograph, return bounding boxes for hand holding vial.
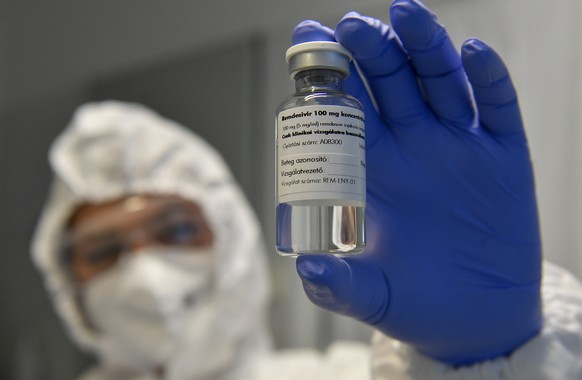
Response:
[292,0,543,366]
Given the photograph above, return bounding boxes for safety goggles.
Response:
[63,195,214,284]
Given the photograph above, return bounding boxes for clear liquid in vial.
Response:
[276,202,365,256]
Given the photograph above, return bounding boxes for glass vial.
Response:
[276,41,366,256]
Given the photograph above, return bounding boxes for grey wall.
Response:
[0,0,386,109]
[90,38,263,205]
[1,91,94,378]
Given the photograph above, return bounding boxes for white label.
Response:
[277,105,366,206]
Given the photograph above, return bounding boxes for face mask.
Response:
[82,247,214,374]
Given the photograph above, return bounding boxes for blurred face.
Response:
[65,195,214,284]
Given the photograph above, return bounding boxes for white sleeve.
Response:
[250,341,372,380]
[370,261,582,380]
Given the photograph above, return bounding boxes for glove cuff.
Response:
[370,261,582,379]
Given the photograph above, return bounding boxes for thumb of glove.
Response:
[296,255,389,325]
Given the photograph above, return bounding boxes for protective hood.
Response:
[30,101,272,376]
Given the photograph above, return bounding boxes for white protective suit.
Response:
[31,101,275,380]
[31,101,582,380]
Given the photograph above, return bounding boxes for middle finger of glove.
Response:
[390,0,475,127]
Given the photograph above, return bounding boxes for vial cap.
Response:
[286,41,352,79]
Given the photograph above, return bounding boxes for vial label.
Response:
[277,105,366,206]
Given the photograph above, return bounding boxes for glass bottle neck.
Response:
[294,69,344,93]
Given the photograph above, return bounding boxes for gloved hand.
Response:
[294,0,542,365]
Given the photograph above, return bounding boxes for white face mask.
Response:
[82,248,215,375]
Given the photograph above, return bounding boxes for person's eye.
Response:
[158,220,202,245]
[83,241,124,265]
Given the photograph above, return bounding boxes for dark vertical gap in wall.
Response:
[247,34,270,235]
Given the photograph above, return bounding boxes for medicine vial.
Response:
[276,41,366,256]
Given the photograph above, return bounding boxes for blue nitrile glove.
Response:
[294,0,542,366]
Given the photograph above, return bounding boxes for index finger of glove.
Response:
[291,20,386,145]
[335,12,427,127]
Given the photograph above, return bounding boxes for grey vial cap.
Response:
[286,41,352,79]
